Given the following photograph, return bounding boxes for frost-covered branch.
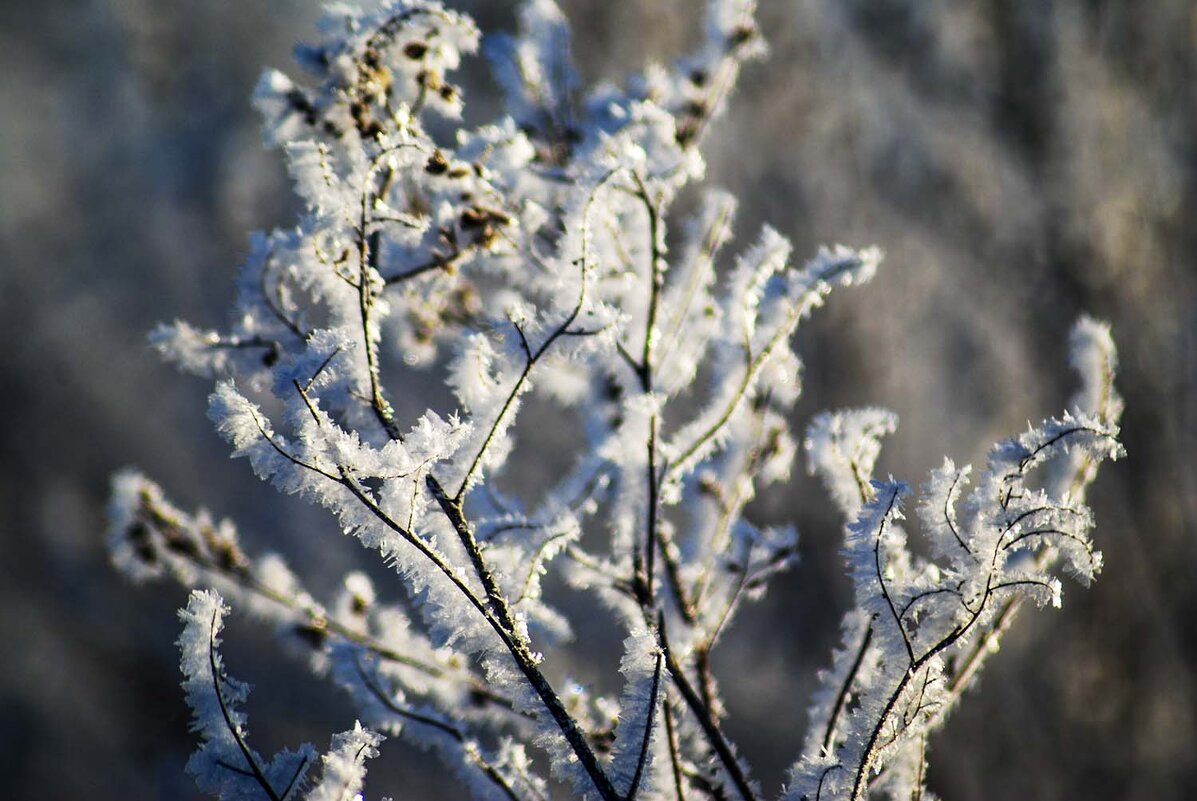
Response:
[112,3,1125,800]
[177,589,385,800]
[788,318,1123,801]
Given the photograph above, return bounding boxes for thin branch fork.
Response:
[301,169,632,801]
[207,607,308,801]
[425,474,622,801]
[353,141,432,442]
[845,571,1056,801]
[358,191,403,442]
[451,168,620,501]
[341,461,622,801]
[625,172,755,801]
[872,487,915,664]
[241,391,533,724]
[856,431,1114,795]
[353,656,531,801]
[174,524,506,701]
[627,174,696,620]
[657,613,760,801]
[384,239,481,285]
[814,437,893,755]
[632,173,667,389]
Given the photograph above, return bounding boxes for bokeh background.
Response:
[2,0,1194,798]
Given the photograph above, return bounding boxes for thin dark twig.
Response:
[663,698,687,801]
[166,512,509,696]
[214,759,257,778]
[821,625,872,754]
[694,647,720,725]
[898,587,967,625]
[451,168,621,501]
[425,474,621,801]
[1001,527,1097,570]
[625,650,666,801]
[248,411,343,484]
[383,241,479,285]
[626,176,693,618]
[279,755,311,801]
[815,764,844,801]
[352,142,428,441]
[354,657,527,801]
[847,570,1058,801]
[658,614,759,801]
[208,607,283,801]
[872,487,915,664]
[816,424,885,757]
[260,254,306,338]
[304,346,344,392]
[942,468,970,554]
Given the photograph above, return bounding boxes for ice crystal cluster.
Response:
[107,2,1125,799]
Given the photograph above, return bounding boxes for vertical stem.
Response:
[663,697,688,801]
[359,197,403,441]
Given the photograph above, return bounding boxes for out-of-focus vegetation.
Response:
[1,1,1192,798]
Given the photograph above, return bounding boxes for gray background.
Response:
[2,0,1194,798]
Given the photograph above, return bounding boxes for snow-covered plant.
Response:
[108,2,1124,799]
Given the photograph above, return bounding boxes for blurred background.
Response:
[1,0,1194,798]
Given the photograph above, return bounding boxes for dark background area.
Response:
[1,0,1194,798]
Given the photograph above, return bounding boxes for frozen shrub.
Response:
[109,2,1123,798]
